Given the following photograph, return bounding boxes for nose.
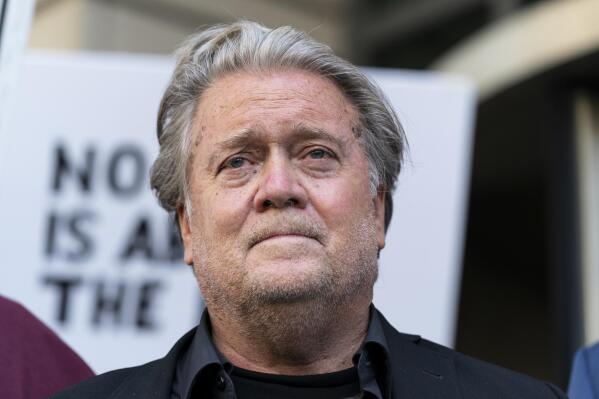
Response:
[253,155,308,212]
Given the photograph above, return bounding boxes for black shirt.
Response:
[230,365,361,398]
[171,306,391,399]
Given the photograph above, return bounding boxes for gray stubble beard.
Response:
[192,210,380,359]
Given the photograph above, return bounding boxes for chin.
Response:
[243,258,336,305]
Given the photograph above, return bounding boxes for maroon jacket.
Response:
[0,295,94,398]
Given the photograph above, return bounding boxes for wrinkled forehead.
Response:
[192,69,363,146]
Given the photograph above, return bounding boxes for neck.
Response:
[208,297,371,375]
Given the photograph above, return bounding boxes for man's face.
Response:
[179,69,386,312]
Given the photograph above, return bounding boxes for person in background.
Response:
[0,295,94,398]
[569,343,599,399]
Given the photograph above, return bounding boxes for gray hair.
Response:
[151,20,406,231]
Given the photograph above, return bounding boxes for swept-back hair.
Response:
[151,20,406,231]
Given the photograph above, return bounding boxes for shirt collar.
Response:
[355,306,392,398]
[174,305,392,399]
[174,309,225,399]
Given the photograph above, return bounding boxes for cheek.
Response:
[312,177,374,226]
[195,187,251,237]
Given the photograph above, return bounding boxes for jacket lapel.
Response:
[378,312,462,399]
[105,313,463,399]
[109,329,196,399]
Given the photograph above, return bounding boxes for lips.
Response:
[257,233,311,244]
[248,227,322,248]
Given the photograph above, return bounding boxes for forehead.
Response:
[193,69,360,144]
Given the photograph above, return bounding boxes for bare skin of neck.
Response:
[209,295,372,375]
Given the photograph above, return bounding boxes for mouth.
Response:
[260,233,310,242]
[249,230,321,248]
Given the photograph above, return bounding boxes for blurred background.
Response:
[10,0,599,389]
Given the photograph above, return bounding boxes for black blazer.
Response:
[52,311,567,398]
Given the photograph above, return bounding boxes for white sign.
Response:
[0,0,34,159]
[369,68,475,345]
[0,52,475,373]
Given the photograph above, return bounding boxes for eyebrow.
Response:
[207,123,350,170]
[292,123,351,153]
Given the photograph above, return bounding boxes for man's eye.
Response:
[308,149,330,159]
[226,157,247,169]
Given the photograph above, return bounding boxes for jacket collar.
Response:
[376,310,462,399]
[105,307,462,399]
[178,306,392,399]
[106,328,196,399]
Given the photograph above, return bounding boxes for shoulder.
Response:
[0,295,54,339]
[376,310,567,398]
[49,362,156,399]
[50,328,197,399]
[0,296,94,397]
[568,342,599,398]
[447,342,566,398]
[571,342,599,378]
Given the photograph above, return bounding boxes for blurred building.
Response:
[29,0,599,388]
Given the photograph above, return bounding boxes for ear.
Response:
[177,205,194,265]
[374,187,386,250]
